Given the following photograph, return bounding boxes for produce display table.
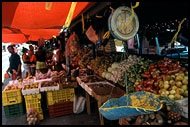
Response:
[76,76,125,125]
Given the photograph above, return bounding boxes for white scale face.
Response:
[116,12,134,35]
[109,6,139,41]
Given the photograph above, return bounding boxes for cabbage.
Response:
[108,67,113,73]
[105,72,112,79]
[111,62,120,69]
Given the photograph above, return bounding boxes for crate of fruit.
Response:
[2,83,22,106]
[24,93,43,120]
[22,82,40,95]
[48,101,73,118]
[46,88,75,106]
[4,103,25,118]
[39,81,59,92]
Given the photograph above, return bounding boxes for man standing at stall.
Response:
[5,45,22,80]
[36,38,48,74]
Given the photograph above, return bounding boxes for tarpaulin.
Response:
[2,2,96,43]
[2,34,29,43]
[3,2,95,29]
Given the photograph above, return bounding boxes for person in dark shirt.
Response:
[6,45,22,80]
[35,38,48,73]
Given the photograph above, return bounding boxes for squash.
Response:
[108,67,113,73]
[105,72,112,80]
[102,72,106,78]
[111,62,120,69]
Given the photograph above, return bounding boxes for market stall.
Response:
[2,1,188,126]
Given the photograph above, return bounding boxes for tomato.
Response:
[145,71,150,75]
[150,68,157,72]
[135,87,139,91]
[160,67,168,71]
[141,74,151,78]
[149,65,155,69]
[167,71,173,75]
[161,70,167,74]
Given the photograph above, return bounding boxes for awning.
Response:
[2,2,96,43]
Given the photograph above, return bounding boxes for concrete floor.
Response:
[2,72,104,125]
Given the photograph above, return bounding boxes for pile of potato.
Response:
[158,67,188,100]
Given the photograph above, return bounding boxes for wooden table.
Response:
[76,76,125,125]
[85,87,125,125]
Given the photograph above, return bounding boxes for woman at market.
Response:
[35,38,48,74]
[48,42,62,71]
[5,45,22,80]
[22,47,31,78]
[29,45,37,76]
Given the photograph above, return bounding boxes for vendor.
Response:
[35,38,48,74]
[48,42,62,71]
[6,45,22,80]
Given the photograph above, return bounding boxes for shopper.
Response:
[36,38,48,74]
[29,45,37,76]
[6,45,22,80]
[22,48,31,78]
[48,42,62,71]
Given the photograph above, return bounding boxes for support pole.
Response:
[155,37,161,56]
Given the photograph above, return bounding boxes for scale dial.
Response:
[109,6,139,41]
[116,12,134,35]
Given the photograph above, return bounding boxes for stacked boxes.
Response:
[46,88,75,118]
[24,93,44,120]
[2,88,24,118]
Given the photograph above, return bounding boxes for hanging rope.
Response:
[45,2,53,10]
[96,15,103,18]
[123,2,139,30]
[81,14,85,33]
[102,6,115,40]
[62,2,77,30]
[170,18,186,48]
[109,6,114,13]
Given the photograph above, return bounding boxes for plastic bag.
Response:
[66,32,80,58]
[85,25,99,44]
[73,95,86,114]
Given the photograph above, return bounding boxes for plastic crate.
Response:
[4,103,24,118]
[48,101,73,118]
[24,93,44,120]
[46,88,75,106]
[2,89,22,106]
